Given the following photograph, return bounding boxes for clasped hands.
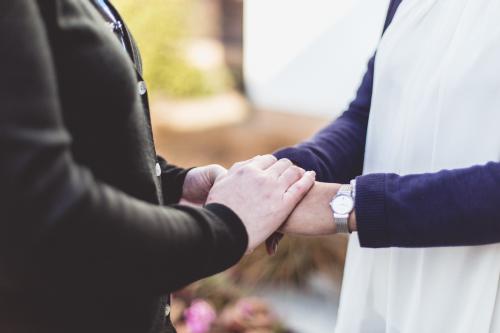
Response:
[181,155,349,255]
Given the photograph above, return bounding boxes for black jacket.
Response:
[0,1,247,332]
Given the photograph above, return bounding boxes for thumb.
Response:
[208,164,228,184]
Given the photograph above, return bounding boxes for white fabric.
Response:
[335,0,500,332]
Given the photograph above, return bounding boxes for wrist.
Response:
[349,179,357,232]
[281,182,338,236]
[348,210,357,232]
[181,168,196,198]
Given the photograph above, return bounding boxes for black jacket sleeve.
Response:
[156,155,193,205]
[0,0,247,294]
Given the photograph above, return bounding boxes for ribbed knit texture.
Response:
[355,174,389,248]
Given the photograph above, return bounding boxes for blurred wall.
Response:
[244,0,390,117]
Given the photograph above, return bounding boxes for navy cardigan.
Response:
[275,0,500,248]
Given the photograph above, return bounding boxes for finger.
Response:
[249,154,278,170]
[231,156,259,170]
[265,158,293,177]
[278,165,305,188]
[283,171,316,205]
[266,233,284,256]
[208,164,227,182]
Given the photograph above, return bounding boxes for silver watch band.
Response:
[350,179,357,200]
[334,184,353,234]
[335,215,350,234]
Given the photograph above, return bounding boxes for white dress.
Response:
[335,0,500,332]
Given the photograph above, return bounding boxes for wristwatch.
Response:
[330,180,356,234]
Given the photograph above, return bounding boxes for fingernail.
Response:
[268,238,277,256]
[273,240,279,254]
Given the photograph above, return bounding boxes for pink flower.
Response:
[184,299,217,333]
[238,300,254,317]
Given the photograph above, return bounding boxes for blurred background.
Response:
[113,0,389,332]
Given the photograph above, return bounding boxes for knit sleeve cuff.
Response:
[355,174,391,248]
[203,203,249,269]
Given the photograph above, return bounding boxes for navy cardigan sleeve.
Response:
[275,0,500,248]
[274,0,401,183]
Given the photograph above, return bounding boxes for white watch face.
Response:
[331,195,354,215]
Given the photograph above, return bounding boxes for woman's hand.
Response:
[181,165,227,205]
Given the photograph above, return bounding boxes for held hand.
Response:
[280,182,341,235]
[182,165,227,205]
[266,182,357,255]
[206,155,316,253]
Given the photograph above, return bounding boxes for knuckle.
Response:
[231,161,243,169]
[236,167,247,176]
[212,164,225,171]
[290,165,303,174]
[281,166,302,181]
[264,154,278,161]
[211,164,226,175]
[279,158,292,165]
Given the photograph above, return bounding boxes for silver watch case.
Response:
[330,194,354,215]
[330,185,354,234]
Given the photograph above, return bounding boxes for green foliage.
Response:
[113,0,232,97]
